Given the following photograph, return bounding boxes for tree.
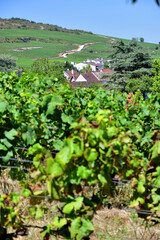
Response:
[64,61,77,71]
[140,37,144,42]
[132,37,138,42]
[25,59,66,82]
[80,67,86,74]
[79,64,92,73]
[0,54,16,72]
[132,0,159,5]
[111,40,152,74]
[150,58,160,92]
[125,75,153,96]
[109,40,152,91]
[86,64,92,72]
[0,54,23,76]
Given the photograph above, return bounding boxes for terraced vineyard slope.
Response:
[0,18,160,67]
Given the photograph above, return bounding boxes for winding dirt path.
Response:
[32,41,108,61]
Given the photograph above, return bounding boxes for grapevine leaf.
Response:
[51,186,59,200]
[130,197,145,206]
[56,139,73,166]
[21,189,31,198]
[74,197,84,211]
[1,139,12,148]
[53,216,67,229]
[11,193,20,204]
[46,95,62,115]
[46,101,57,115]
[47,158,63,178]
[61,113,73,124]
[63,197,83,214]
[151,141,160,159]
[63,202,74,214]
[22,132,36,145]
[73,136,84,156]
[152,194,160,204]
[107,127,118,137]
[28,143,43,155]
[33,190,44,196]
[77,219,94,240]
[84,148,98,162]
[77,166,92,179]
[70,217,81,238]
[30,208,36,216]
[137,182,145,194]
[4,129,17,140]
[0,143,7,151]
[0,100,6,113]
[98,174,107,184]
[35,208,44,219]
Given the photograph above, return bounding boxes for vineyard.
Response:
[0,71,160,239]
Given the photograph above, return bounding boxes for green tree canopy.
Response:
[109,40,152,91]
[111,40,152,75]
[0,54,22,76]
[0,54,16,72]
[86,64,92,72]
[150,58,160,92]
[25,59,66,82]
[125,75,153,95]
[140,37,144,42]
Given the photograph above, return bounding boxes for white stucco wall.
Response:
[63,72,69,79]
[74,63,87,71]
[76,75,87,82]
[90,65,96,71]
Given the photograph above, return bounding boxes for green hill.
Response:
[0,18,160,67]
[0,17,93,34]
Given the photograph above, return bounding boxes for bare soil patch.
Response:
[13,47,43,52]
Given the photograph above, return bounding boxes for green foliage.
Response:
[80,67,86,74]
[125,75,153,94]
[140,37,144,43]
[25,59,66,81]
[151,58,160,92]
[0,72,159,239]
[80,64,92,73]
[0,54,17,73]
[88,82,102,89]
[109,40,153,91]
[0,17,93,34]
[86,64,92,72]
[0,29,107,67]
[64,61,77,71]
[111,40,152,74]
[0,28,159,68]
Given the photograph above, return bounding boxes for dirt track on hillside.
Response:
[32,40,110,61]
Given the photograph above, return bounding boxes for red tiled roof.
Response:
[81,72,100,83]
[65,71,103,87]
[71,74,79,80]
[100,68,114,74]
[65,70,79,78]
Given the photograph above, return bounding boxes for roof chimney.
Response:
[71,69,74,75]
